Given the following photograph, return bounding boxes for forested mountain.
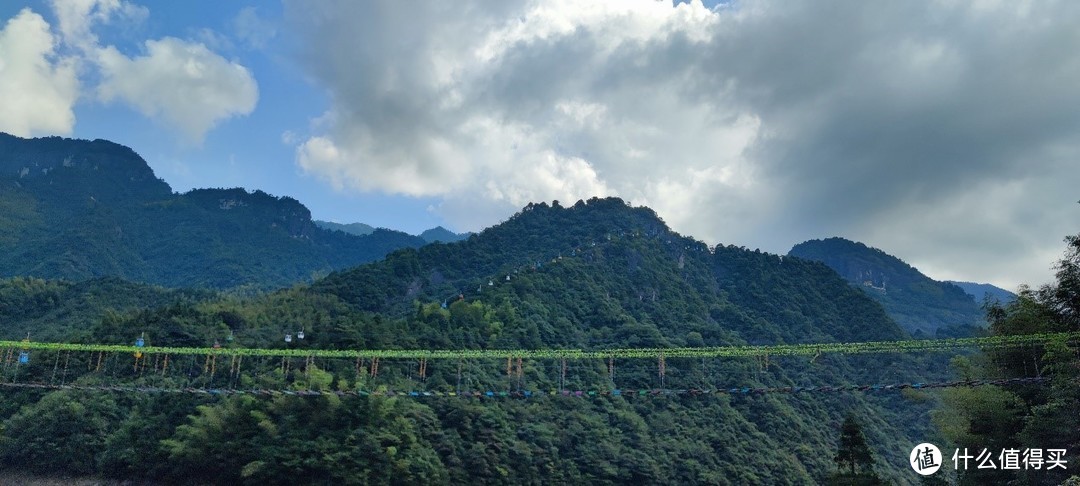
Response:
[0,133,425,289]
[945,280,1016,305]
[789,237,986,337]
[313,220,375,236]
[314,198,908,347]
[419,226,471,243]
[0,197,953,485]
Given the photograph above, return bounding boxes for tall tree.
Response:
[1038,234,1080,329]
[834,414,875,477]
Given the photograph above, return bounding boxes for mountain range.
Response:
[0,133,426,289]
[0,133,1002,483]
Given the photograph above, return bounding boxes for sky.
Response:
[1,0,1078,291]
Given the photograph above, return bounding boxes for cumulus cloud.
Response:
[47,0,261,143]
[0,9,79,137]
[286,0,1080,288]
[95,38,258,142]
[286,0,750,215]
[0,0,258,142]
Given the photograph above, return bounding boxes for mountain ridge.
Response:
[0,133,425,289]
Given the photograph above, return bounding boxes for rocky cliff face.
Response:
[184,188,317,239]
[0,133,171,203]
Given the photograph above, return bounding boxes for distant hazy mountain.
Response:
[0,133,425,289]
[789,237,985,337]
[314,220,376,236]
[316,220,471,244]
[419,226,470,243]
[945,280,1016,305]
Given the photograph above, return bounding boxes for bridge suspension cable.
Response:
[1,331,1076,360]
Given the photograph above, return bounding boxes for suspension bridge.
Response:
[0,332,1074,399]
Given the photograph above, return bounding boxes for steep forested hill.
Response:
[314,198,907,347]
[789,237,986,337]
[0,133,425,289]
[0,276,214,341]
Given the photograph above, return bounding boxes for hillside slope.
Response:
[0,276,214,341]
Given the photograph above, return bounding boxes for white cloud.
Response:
[233,6,276,49]
[0,0,258,143]
[48,0,147,51]
[286,0,744,222]
[0,9,79,137]
[49,0,260,143]
[95,38,258,142]
[287,0,1080,288]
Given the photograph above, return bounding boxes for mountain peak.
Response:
[419,226,469,243]
[789,237,922,285]
[503,197,670,237]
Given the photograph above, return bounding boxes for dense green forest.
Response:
[2,134,1076,484]
[789,238,990,338]
[0,276,214,341]
[0,133,425,289]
